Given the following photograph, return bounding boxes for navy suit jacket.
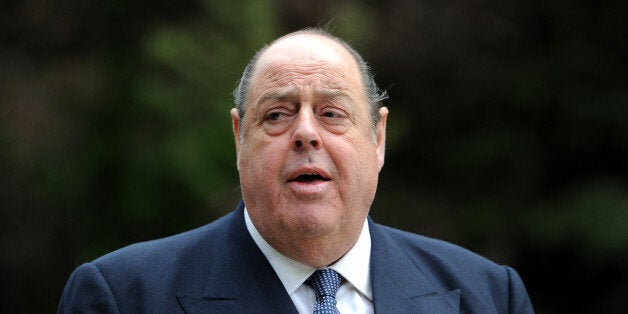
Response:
[58,201,533,313]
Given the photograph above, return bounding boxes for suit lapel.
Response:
[174,204,461,313]
[369,219,461,314]
[176,202,298,313]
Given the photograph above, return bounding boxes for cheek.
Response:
[241,136,287,182]
[343,131,379,165]
[334,139,380,203]
[331,140,373,183]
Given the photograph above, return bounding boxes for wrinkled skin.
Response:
[232,33,388,267]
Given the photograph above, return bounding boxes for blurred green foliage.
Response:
[1,0,627,313]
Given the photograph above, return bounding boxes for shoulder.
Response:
[58,208,246,313]
[371,222,533,313]
[97,210,234,268]
[375,223,499,270]
[77,208,244,296]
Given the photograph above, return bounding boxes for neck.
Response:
[268,231,361,268]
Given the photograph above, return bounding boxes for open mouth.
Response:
[289,173,331,183]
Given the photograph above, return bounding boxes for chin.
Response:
[286,210,338,237]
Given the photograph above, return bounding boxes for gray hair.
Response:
[232,28,388,135]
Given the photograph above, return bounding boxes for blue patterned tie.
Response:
[308,269,343,314]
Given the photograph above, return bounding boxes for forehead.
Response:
[249,34,364,99]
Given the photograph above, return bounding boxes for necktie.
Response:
[308,268,343,314]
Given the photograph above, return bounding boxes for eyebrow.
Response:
[257,88,298,106]
[318,89,352,100]
[257,87,351,106]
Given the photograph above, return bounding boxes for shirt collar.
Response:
[244,207,372,300]
[328,216,372,300]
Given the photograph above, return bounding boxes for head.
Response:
[234,29,388,137]
[231,29,389,267]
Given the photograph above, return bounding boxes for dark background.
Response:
[1,0,627,312]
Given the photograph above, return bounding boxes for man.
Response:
[58,29,533,313]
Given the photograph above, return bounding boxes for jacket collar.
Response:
[176,201,298,313]
[369,217,461,313]
[175,202,460,313]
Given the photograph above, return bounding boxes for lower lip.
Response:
[287,180,330,195]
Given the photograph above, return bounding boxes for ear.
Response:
[376,106,388,171]
[231,108,241,169]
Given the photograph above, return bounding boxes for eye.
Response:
[266,111,284,121]
[322,111,338,118]
[264,108,292,121]
[320,107,346,119]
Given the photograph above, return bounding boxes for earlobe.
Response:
[231,108,241,164]
[376,107,388,171]
[231,108,241,139]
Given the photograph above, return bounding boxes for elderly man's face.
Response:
[231,34,387,266]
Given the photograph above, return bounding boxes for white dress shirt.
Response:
[244,208,374,314]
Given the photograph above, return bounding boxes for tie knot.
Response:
[308,269,342,298]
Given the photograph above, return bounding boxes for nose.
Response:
[292,110,321,150]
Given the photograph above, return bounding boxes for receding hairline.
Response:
[250,30,363,86]
[264,28,360,58]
